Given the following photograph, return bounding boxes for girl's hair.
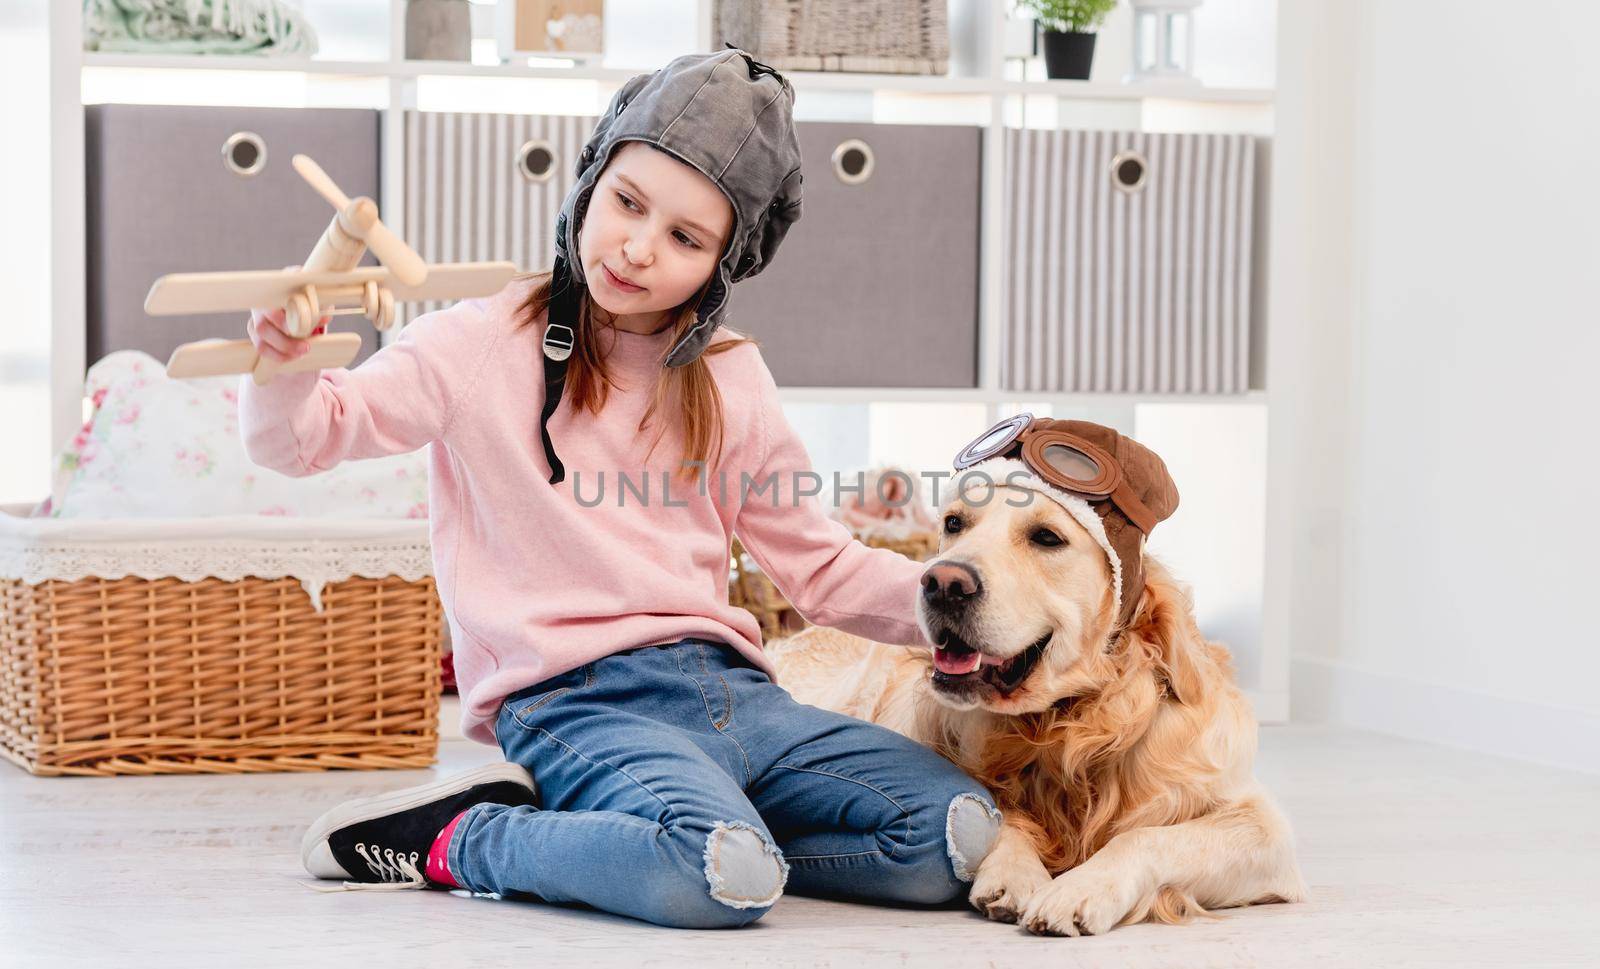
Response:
[515,269,756,485]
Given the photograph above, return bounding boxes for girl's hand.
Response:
[248,265,332,363]
[247,306,314,363]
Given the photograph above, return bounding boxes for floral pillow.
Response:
[40,350,429,520]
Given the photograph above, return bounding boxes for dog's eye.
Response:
[943,514,963,535]
[1031,528,1064,548]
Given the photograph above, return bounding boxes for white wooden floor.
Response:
[3,698,1596,969]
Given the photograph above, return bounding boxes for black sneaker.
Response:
[301,762,536,891]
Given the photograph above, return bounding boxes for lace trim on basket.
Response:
[0,540,434,613]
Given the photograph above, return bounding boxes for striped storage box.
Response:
[401,112,982,390]
[1002,129,1260,395]
[401,110,593,320]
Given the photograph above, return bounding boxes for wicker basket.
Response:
[0,505,441,776]
[728,536,804,640]
[714,0,950,75]
[728,529,939,640]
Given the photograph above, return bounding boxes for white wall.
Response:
[0,1,61,506]
[1279,0,1600,772]
[1139,403,1268,689]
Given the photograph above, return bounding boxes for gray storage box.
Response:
[86,104,382,369]
[732,121,982,387]
[404,112,981,388]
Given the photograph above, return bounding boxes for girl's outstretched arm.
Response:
[732,357,933,648]
[238,298,500,477]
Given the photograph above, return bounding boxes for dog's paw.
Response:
[1020,865,1143,937]
[969,855,1051,923]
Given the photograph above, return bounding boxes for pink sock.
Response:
[425,809,470,888]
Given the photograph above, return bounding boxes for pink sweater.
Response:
[240,278,932,744]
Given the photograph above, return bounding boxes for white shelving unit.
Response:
[80,51,1275,102]
[29,0,1289,721]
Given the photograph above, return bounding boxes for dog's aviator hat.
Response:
[539,48,805,484]
[954,418,1181,631]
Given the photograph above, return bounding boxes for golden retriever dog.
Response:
[769,477,1306,936]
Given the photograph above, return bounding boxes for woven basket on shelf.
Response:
[728,530,939,640]
[714,0,950,75]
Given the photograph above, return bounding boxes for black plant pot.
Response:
[1041,30,1097,80]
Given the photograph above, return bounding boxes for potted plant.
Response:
[1017,0,1120,80]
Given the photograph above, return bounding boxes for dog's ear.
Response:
[1121,562,1207,706]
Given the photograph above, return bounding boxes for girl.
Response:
[247,49,1000,929]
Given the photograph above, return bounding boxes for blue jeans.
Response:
[446,638,1001,929]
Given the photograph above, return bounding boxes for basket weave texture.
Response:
[714,0,950,75]
[728,530,938,640]
[1,572,441,776]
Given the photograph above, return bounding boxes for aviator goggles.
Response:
[951,413,1159,536]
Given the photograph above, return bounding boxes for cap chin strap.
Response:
[540,254,580,485]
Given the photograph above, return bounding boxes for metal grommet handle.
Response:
[1110,149,1148,194]
[831,138,874,186]
[516,139,558,183]
[222,131,267,177]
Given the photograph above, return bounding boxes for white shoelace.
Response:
[305,842,428,893]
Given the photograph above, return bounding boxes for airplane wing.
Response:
[144,262,519,316]
[387,262,519,302]
[166,333,363,379]
[144,267,391,316]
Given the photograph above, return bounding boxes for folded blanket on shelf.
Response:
[83,0,318,56]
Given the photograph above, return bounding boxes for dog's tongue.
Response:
[934,647,983,676]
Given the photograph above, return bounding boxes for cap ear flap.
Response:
[737,167,803,282]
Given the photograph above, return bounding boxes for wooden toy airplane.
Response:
[144,154,518,386]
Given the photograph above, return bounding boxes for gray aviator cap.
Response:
[551,47,805,367]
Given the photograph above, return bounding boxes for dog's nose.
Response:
[922,561,982,605]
